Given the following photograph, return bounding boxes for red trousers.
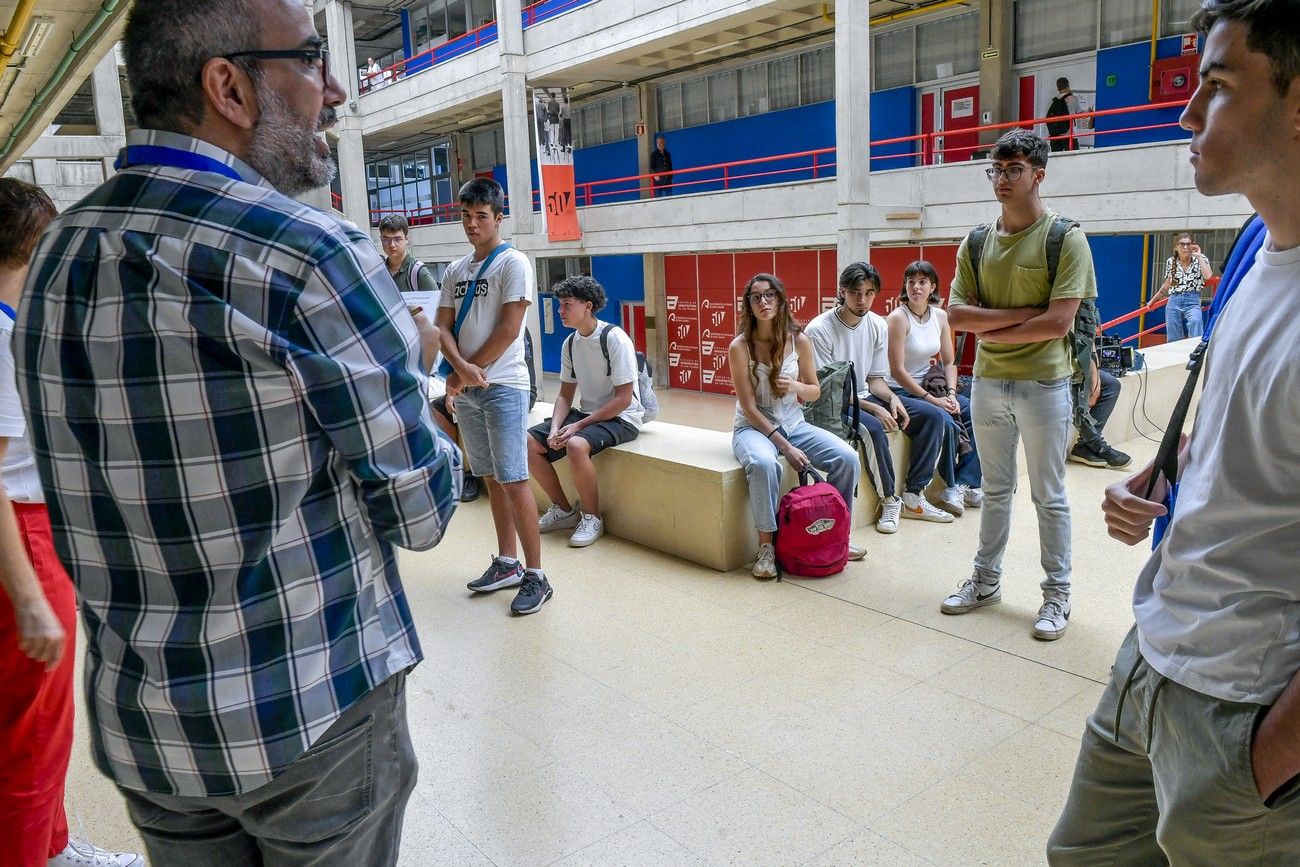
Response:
[0,503,76,866]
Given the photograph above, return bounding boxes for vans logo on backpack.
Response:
[807,518,837,536]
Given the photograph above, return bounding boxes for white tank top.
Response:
[885,305,942,390]
[734,345,804,431]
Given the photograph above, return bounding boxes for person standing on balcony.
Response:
[1151,231,1215,341]
[938,128,1097,641]
[438,177,553,615]
[651,135,673,196]
[15,1,463,863]
[1045,77,1081,152]
[1050,1,1300,860]
[364,56,380,91]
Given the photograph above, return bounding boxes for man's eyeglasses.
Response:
[748,290,779,305]
[222,47,330,84]
[985,165,1028,182]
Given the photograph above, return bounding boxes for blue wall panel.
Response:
[1087,234,1148,341]
[538,255,645,374]
[1094,36,1197,148]
[575,137,639,205]
[870,86,919,170]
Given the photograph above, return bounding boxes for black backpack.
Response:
[964,215,1099,431]
[1045,95,1070,137]
[561,324,659,422]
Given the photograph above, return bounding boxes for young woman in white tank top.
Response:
[885,261,983,514]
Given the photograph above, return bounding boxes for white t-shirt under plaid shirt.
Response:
[16,130,462,797]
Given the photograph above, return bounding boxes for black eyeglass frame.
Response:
[220,47,330,82]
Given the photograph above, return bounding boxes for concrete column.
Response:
[643,252,666,385]
[637,84,658,199]
[90,51,125,140]
[323,1,369,227]
[977,0,1015,146]
[496,0,535,238]
[834,0,871,269]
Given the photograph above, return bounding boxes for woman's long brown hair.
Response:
[739,272,795,398]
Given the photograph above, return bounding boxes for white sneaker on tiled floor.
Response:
[963,485,984,509]
[48,838,144,867]
[940,577,1002,614]
[569,513,604,547]
[847,541,867,561]
[752,542,777,578]
[538,503,581,533]
[876,497,902,534]
[937,486,965,517]
[1033,595,1072,641]
[902,491,954,523]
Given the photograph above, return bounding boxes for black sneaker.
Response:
[460,474,481,503]
[467,556,524,593]
[1070,440,1132,469]
[511,570,553,615]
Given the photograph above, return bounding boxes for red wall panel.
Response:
[664,255,701,391]
[774,250,820,325]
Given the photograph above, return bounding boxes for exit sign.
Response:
[1106,74,1118,87]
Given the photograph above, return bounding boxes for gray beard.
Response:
[246,87,336,197]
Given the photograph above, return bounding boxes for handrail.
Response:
[360,18,498,93]
[523,0,594,27]
[1099,297,1167,332]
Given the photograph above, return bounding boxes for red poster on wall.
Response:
[532,87,581,242]
[698,288,737,395]
[775,250,819,326]
[664,255,701,391]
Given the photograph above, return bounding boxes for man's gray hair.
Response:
[123,0,262,132]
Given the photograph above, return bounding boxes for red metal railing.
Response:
[523,0,594,27]
[330,191,343,211]
[359,18,499,94]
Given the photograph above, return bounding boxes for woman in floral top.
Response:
[1152,231,1215,341]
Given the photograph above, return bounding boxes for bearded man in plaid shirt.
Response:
[14,1,460,863]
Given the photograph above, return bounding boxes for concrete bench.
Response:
[520,341,1195,572]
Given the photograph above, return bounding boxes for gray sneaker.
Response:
[467,556,525,593]
[752,542,777,579]
[569,513,604,547]
[1033,596,1072,640]
[538,504,580,534]
[511,570,553,615]
[940,577,1002,614]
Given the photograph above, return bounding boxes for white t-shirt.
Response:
[561,321,643,429]
[0,315,43,503]
[438,245,534,390]
[804,308,888,398]
[1134,236,1300,704]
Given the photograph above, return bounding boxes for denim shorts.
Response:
[454,384,530,483]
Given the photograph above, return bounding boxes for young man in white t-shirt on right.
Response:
[527,275,643,548]
[437,178,551,615]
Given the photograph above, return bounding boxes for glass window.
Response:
[768,55,798,111]
[1100,0,1148,47]
[602,97,625,142]
[799,46,834,105]
[622,93,639,137]
[426,0,449,44]
[917,12,979,81]
[471,129,496,168]
[470,0,494,29]
[657,84,682,131]
[873,27,914,90]
[413,6,430,49]
[446,0,468,38]
[739,63,767,116]
[681,78,709,128]
[1160,0,1201,36]
[1014,0,1097,64]
[708,70,738,122]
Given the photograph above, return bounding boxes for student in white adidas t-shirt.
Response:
[527,276,643,548]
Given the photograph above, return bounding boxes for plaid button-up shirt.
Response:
[17,130,460,797]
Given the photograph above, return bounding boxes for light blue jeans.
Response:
[732,422,860,533]
[1165,292,1204,342]
[970,377,1073,595]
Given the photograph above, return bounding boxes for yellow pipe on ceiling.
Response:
[872,0,973,26]
[0,0,40,59]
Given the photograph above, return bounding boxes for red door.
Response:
[940,85,980,163]
[920,92,936,166]
[621,302,647,355]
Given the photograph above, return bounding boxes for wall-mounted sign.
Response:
[951,97,975,119]
[1181,33,1198,55]
[1106,73,1118,87]
[981,48,999,59]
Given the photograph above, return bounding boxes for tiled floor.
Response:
[64,384,1163,866]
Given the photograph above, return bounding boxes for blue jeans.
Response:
[1165,292,1204,342]
[845,394,947,497]
[971,377,1073,595]
[732,422,860,533]
[935,391,981,488]
[454,384,530,483]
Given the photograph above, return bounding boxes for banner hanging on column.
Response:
[531,87,581,242]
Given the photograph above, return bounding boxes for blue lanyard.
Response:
[114,145,244,182]
[0,302,14,322]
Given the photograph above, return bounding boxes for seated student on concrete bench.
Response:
[885,260,984,515]
[527,275,644,548]
[730,272,866,579]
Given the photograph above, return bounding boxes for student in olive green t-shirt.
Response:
[938,129,1097,642]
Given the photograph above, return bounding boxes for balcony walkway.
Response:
[64,384,1163,866]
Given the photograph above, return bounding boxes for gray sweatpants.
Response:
[1049,626,1300,866]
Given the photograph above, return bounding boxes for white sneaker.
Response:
[940,577,1002,614]
[753,542,777,578]
[847,541,867,561]
[937,486,965,517]
[962,486,984,509]
[876,497,902,534]
[1033,596,1072,641]
[569,513,604,547]
[538,503,580,533]
[48,838,144,867]
[902,492,954,523]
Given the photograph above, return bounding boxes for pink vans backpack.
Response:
[775,468,850,578]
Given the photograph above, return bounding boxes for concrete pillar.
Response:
[834,0,871,269]
[643,252,667,386]
[637,83,658,200]
[496,0,535,238]
[323,1,369,227]
[977,0,1016,146]
[90,51,125,140]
